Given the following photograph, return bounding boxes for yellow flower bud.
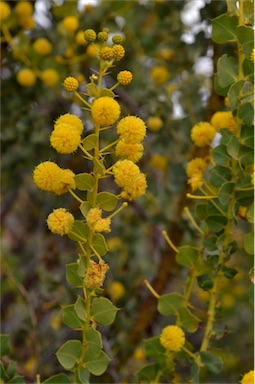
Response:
[47,208,74,236]
[99,47,113,61]
[112,44,125,61]
[84,29,97,42]
[17,68,36,87]
[62,16,79,33]
[41,69,59,87]
[117,70,133,86]
[0,2,11,21]
[160,325,185,352]
[33,38,52,56]
[63,76,79,92]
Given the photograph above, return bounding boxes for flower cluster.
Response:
[191,122,216,147]
[210,111,237,134]
[85,260,109,289]
[86,208,111,233]
[186,157,209,191]
[47,208,74,236]
[159,325,185,352]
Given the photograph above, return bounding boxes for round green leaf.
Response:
[144,337,165,357]
[66,263,83,287]
[176,246,199,267]
[62,305,84,329]
[74,296,86,321]
[91,297,118,325]
[85,350,110,376]
[82,133,98,151]
[80,201,92,218]
[157,293,184,315]
[56,340,82,370]
[68,221,89,242]
[96,192,118,211]
[92,233,108,256]
[75,173,95,191]
[212,13,238,43]
[43,374,71,384]
[244,231,254,255]
[178,307,200,333]
[216,54,238,88]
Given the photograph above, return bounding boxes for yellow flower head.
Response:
[84,29,97,42]
[41,69,59,87]
[15,1,33,16]
[240,370,254,384]
[107,237,122,251]
[115,140,144,163]
[122,172,147,200]
[62,16,79,33]
[147,116,163,132]
[63,76,79,92]
[54,169,76,195]
[117,70,133,85]
[112,34,124,45]
[99,47,113,61]
[33,161,62,192]
[17,68,36,87]
[0,2,11,21]
[187,174,203,191]
[112,44,125,61]
[98,31,109,41]
[18,14,35,30]
[150,66,170,84]
[86,43,100,58]
[160,325,185,352]
[191,122,216,147]
[251,48,254,63]
[91,96,120,127]
[133,347,145,362]
[210,111,237,134]
[47,208,74,236]
[85,260,109,289]
[113,160,141,189]
[150,154,168,171]
[50,123,81,154]
[86,208,111,233]
[55,114,84,135]
[33,38,52,56]
[75,30,87,45]
[108,281,125,301]
[117,116,146,144]
[186,157,208,178]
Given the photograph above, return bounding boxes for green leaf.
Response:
[80,201,92,218]
[5,360,16,380]
[66,263,83,287]
[86,82,98,97]
[96,192,118,211]
[93,158,105,176]
[8,376,25,384]
[0,334,11,357]
[197,274,214,291]
[214,73,229,97]
[217,54,238,88]
[200,352,223,374]
[206,215,228,233]
[82,133,98,151]
[91,297,118,325]
[157,293,184,315]
[222,266,238,279]
[75,173,95,191]
[237,25,254,60]
[78,369,90,384]
[62,305,84,329]
[85,350,110,376]
[227,80,245,110]
[92,233,108,256]
[226,134,240,160]
[226,0,237,15]
[212,144,229,165]
[0,361,9,382]
[238,103,254,125]
[203,236,218,252]
[218,182,235,205]
[56,340,82,370]
[178,307,200,333]
[212,13,238,43]
[68,221,89,242]
[135,363,159,383]
[176,246,199,267]
[241,125,254,149]
[244,231,254,255]
[144,337,165,357]
[247,203,254,223]
[85,327,103,357]
[100,88,116,98]
[43,374,71,384]
[239,144,254,166]
[209,165,232,187]
[74,296,86,321]
[243,1,254,25]
[195,204,208,221]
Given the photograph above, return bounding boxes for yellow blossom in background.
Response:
[115,141,144,163]
[160,325,185,352]
[85,260,109,289]
[54,114,84,135]
[15,1,33,16]
[41,69,59,87]
[17,68,36,87]
[86,43,100,57]
[0,2,11,21]
[117,70,133,85]
[50,313,61,331]
[33,38,52,56]
[75,74,85,84]
[63,76,79,92]
[133,347,146,361]
[157,48,174,61]
[240,370,254,384]
[251,48,254,63]
[86,208,111,233]
[191,122,216,147]
[108,281,125,301]
[221,293,235,310]
[150,154,168,171]
[107,237,122,251]
[75,30,87,45]
[18,15,35,30]
[166,83,179,94]
[186,157,208,178]
[91,96,121,127]
[150,66,170,84]
[62,16,79,33]
[112,44,125,61]
[50,123,81,154]
[117,116,146,144]
[23,357,37,374]
[47,208,74,236]
[147,116,163,132]
[33,161,62,192]
[210,111,237,134]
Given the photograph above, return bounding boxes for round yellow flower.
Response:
[99,47,113,61]
[113,160,141,189]
[147,116,163,132]
[17,68,36,87]
[160,325,185,352]
[54,169,76,195]
[122,172,147,200]
[98,31,109,41]
[18,15,35,30]
[86,208,111,233]
[112,44,125,61]
[91,96,120,127]
[133,347,145,362]
[0,2,11,21]
[15,1,33,16]
[33,161,62,192]
[62,16,79,33]
[210,111,237,134]
[115,141,143,163]
[240,370,254,384]
[117,70,133,85]
[150,66,170,84]
[84,29,97,42]
[54,114,84,135]
[41,69,59,87]
[33,38,52,56]
[117,116,146,144]
[186,157,208,178]
[47,208,74,236]
[85,260,109,289]
[50,123,81,154]
[112,34,124,45]
[63,76,79,92]
[75,30,87,45]
[191,122,216,147]
[108,281,125,301]
[150,154,167,171]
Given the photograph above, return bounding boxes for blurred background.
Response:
[1,0,253,382]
